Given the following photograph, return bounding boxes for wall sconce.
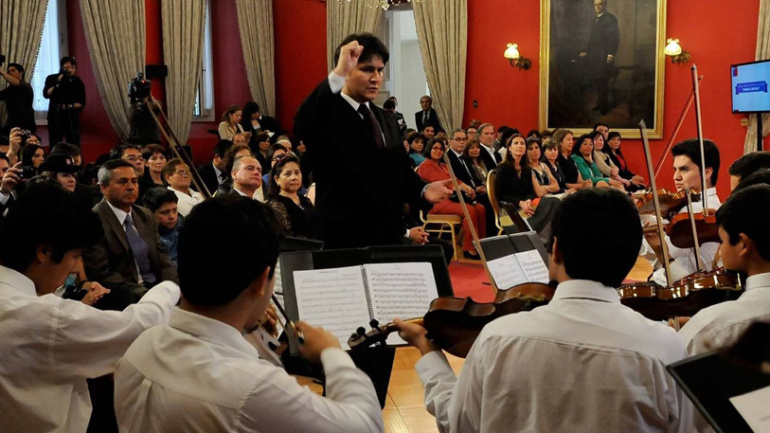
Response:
[664,38,691,64]
[504,43,531,70]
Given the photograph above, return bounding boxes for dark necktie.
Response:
[423,111,429,125]
[460,158,477,187]
[358,104,385,150]
[124,214,156,286]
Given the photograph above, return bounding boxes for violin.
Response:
[666,209,720,249]
[618,268,741,321]
[636,189,688,220]
[348,282,554,358]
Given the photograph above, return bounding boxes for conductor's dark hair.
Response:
[178,196,280,306]
[334,33,389,65]
[735,168,770,191]
[728,151,770,181]
[0,180,102,271]
[550,188,641,287]
[716,184,770,262]
[671,138,721,186]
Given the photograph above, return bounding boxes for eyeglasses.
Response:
[272,155,286,162]
[125,156,144,162]
[174,170,189,176]
[452,137,467,141]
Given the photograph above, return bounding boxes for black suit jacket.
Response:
[585,12,619,60]
[447,150,477,188]
[295,79,426,249]
[42,73,86,120]
[479,145,501,171]
[83,200,178,300]
[415,108,442,133]
[197,163,223,197]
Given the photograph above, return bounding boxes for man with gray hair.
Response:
[226,155,266,202]
[83,159,178,304]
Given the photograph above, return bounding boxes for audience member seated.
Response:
[142,187,182,268]
[408,133,427,167]
[240,100,282,136]
[249,131,272,173]
[218,105,244,140]
[111,143,161,202]
[163,158,204,216]
[215,143,253,195]
[226,155,266,202]
[266,155,316,238]
[526,137,561,196]
[83,159,178,302]
[394,188,694,433]
[477,123,501,170]
[605,131,645,189]
[678,184,770,355]
[142,143,168,186]
[422,125,436,142]
[466,126,478,141]
[113,196,383,432]
[554,129,591,191]
[496,127,518,162]
[275,135,294,155]
[38,153,78,194]
[51,142,83,167]
[417,138,486,259]
[571,134,618,189]
[198,139,232,195]
[541,139,568,194]
[20,142,44,176]
[0,180,180,433]
[727,150,770,191]
[447,130,495,231]
[262,143,288,186]
[463,138,490,188]
[232,132,248,147]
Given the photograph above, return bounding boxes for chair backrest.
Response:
[486,169,501,223]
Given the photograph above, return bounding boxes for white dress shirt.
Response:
[0,265,180,433]
[652,187,721,285]
[168,187,204,217]
[415,279,694,433]
[480,143,497,163]
[114,308,384,433]
[678,272,770,355]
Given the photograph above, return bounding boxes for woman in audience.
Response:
[604,131,646,189]
[142,187,181,268]
[463,138,489,187]
[163,158,204,217]
[267,155,316,239]
[39,154,78,193]
[495,134,546,214]
[591,131,634,190]
[142,143,167,186]
[554,129,591,191]
[527,138,561,196]
[249,131,271,173]
[571,134,625,190]
[542,139,568,194]
[417,138,486,259]
[218,105,244,140]
[263,143,288,185]
[240,101,261,133]
[408,133,427,167]
[21,143,44,173]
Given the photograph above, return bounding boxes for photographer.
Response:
[43,56,85,145]
[0,62,36,134]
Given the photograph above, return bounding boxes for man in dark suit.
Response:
[83,159,178,302]
[198,139,231,196]
[415,95,442,133]
[295,33,450,249]
[446,128,496,233]
[579,0,619,114]
[43,56,85,145]
[221,155,267,202]
[478,123,502,170]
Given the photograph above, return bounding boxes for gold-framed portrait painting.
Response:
[540,0,666,138]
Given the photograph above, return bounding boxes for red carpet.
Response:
[448,262,496,302]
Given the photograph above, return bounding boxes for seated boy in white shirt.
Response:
[395,188,694,433]
[114,196,384,433]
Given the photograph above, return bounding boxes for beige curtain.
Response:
[80,0,145,140]
[413,0,467,131]
[326,1,382,70]
[162,0,205,146]
[236,0,276,116]
[0,0,49,124]
[744,0,770,153]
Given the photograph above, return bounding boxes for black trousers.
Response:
[48,109,81,145]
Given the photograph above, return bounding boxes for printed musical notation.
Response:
[486,250,549,290]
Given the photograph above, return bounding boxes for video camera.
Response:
[128,72,152,105]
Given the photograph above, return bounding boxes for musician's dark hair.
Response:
[735,168,770,191]
[268,155,302,197]
[178,196,280,306]
[141,186,178,213]
[716,184,770,262]
[0,180,102,271]
[550,188,641,287]
[728,151,770,181]
[671,138,720,186]
[334,33,389,65]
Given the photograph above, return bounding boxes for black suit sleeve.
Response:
[42,75,56,100]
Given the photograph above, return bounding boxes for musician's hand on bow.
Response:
[333,41,365,78]
[296,321,341,363]
[394,318,439,356]
[424,179,453,203]
[262,305,279,337]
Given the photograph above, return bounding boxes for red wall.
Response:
[464,0,764,198]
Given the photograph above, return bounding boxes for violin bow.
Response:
[652,76,703,182]
[442,152,499,293]
[272,294,305,345]
[691,64,710,215]
[683,188,705,272]
[639,120,674,285]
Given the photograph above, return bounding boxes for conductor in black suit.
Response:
[415,95,442,133]
[579,0,619,114]
[295,33,451,249]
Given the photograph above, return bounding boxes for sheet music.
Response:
[729,385,770,433]
[515,250,549,283]
[486,254,527,290]
[364,262,439,345]
[273,261,284,307]
[293,266,371,350]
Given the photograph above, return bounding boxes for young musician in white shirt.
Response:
[395,188,694,433]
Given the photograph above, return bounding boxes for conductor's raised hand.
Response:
[394,318,439,356]
[333,41,365,78]
[424,179,453,203]
[296,321,342,363]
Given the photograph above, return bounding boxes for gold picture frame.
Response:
[539,0,666,138]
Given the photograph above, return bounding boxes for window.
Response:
[32,0,67,121]
[193,0,214,120]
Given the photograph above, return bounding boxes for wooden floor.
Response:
[298,257,654,433]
